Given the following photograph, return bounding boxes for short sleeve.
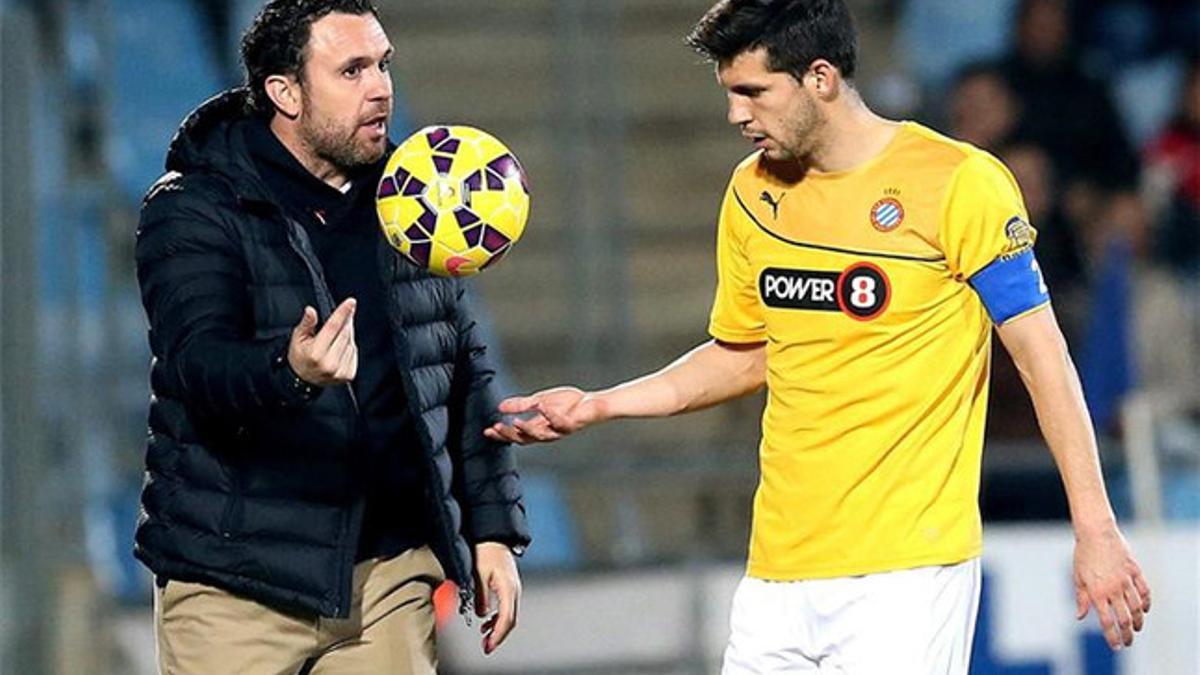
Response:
[940,153,1051,324]
[708,183,766,343]
[938,153,1036,280]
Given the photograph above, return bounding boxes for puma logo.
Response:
[760,190,784,219]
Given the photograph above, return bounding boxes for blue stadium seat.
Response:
[1079,240,1135,433]
[897,0,1018,94]
[108,0,226,201]
[516,473,582,570]
[1112,56,1188,149]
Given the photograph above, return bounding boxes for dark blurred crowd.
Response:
[919,0,1200,441]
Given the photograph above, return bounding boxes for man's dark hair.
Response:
[240,0,381,118]
[686,0,858,82]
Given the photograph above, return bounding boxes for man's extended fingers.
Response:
[485,423,535,445]
[485,575,518,654]
[484,423,515,444]
[512,416,561,442]
[293,306,318,339]
[535,401,574,432]
[486,418,561,445]
[322,305,357,366]
[1091,594,1125,650]
[498,396,540,415]
[333,332,357,381]
[1133,570,1152,613]
[313,299,357,356]
[1112,594,1135,647]
[1124,581,1145,632]
[1075,586,1089,621]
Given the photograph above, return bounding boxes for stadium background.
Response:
[0,0,1196,673]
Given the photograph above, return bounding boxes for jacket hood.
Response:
[163,87,274,202]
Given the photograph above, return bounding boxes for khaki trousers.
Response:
[155,546,445,675]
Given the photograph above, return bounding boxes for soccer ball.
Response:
[376,125,530,277]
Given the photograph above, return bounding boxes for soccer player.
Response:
[486,1,1150,672]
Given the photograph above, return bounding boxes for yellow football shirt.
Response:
[708,121,1044,580]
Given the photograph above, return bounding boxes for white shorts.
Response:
[722,558,981,675]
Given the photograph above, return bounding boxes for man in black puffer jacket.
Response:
[134,2,529,672]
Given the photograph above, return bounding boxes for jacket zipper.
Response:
[283,214,362,617]
[380,243,476,621]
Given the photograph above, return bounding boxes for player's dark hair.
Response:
[240,0,381,118]
[686,0,858,82]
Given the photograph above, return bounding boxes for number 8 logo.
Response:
[837,263,890,320]
[851,276,877,309]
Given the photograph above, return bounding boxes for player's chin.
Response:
[357,137,388,164]
[762,147,797,162]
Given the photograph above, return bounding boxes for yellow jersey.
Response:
[708,121,1046,580]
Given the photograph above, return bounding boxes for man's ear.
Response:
[807,59,841,101]
[264,74,302,119]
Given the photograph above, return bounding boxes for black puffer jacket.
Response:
[134,89,529,618]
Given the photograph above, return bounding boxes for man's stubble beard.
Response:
[775,92,825,164]
[299,95,385,173]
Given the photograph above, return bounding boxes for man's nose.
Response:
[367,68,392,101]
[727,95,751,126]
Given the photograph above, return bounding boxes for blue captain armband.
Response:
[968,248,1050,324]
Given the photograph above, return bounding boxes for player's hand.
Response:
[484,386,606,444]
[287,299,358,386]
[1073,525,1151,649]
[473,542,520,655]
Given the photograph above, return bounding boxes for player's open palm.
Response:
[485,387,605,445]
[1073,526,1151,650]
[288,299,358,386]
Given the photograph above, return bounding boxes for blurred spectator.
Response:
[1136,55,1200,410]
[1063,171,1198,433]
[944,66,1087,299]
[1084,0,1200,69]
[1131,262,1200,410]
[999,0,1141,192]
[1000,142,1087,316]
[948,62,1022,152]
[1144,56,1200,275]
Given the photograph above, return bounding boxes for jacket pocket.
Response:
[217,457,243,540]
[217,495,239,540]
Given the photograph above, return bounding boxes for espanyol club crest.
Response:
[870,197,904,232]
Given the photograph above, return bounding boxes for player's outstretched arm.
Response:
[484,339,766,445]
[997,307,1151,651]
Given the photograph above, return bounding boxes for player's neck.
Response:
[269,116,352,191]
[806,99,901,175]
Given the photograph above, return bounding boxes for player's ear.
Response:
[807,59,839,100]
[264,74,301,119]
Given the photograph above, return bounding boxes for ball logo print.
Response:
[376,125,530,277]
